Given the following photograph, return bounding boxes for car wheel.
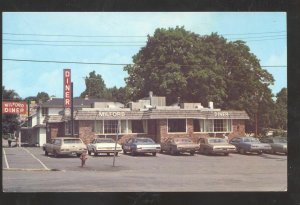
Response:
[76,153,81,157]
[115,152,119,156]
[93,149,98,156]
[123,150,127,154]
[190,151,195,156]
[45,150,48,156]
[257,151,263,155]
[88,150,91,155]
[152,152,156,156]
[170,149,176,155]
[107,153,110,156]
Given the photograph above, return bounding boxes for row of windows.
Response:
[169,119,232,133]
[94,120,148,134]
[84,119,233,134]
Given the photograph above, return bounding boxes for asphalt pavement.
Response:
[2,143,287,192]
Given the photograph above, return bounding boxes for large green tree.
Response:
[124,26,275,134]
[80,71,107,99]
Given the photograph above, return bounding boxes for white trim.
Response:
[22,147,50,170]
[3,148,10,169]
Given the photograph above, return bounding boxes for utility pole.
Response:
[113,120,120,167]
[71,82,74,137]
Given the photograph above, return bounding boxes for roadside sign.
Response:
[2,101,27,115]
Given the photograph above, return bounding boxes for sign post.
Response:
[63,69,72,136]
[113,120,120,167]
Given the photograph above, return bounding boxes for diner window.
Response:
[121,120,127,133]
[205,119,214,132]
[214,119,232,132]
[104,120,118,134]
[94,121,103,134]
[65,121,79,135]
[128,120,147,133]
[42,108,48,116]
[193,119,205,132]
[168,119,186,133]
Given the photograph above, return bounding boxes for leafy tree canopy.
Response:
[124,26,275,133]
[80,71,107,99]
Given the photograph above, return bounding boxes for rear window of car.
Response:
[96,139,115,143]
[273,138,287,143]
[64,139,82,144]
[208,138,226,143]
[174,138,192,143]
[244,138,259,143]
[135,138,154,143]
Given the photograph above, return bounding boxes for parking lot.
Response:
[2,144,287,192]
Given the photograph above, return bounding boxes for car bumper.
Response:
[212,148,236,154]
[176,147,197,153]
[135,148,161,153]
[248,147,271,152]
[58,150,87,155]
[95,149,122,153]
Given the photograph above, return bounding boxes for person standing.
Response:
[8,136,12,147]
[80,152,88,167]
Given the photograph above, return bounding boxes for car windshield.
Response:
[64,139,82,144]
[174,138,192,143]
[208,138,226,143]
[96,139,115,143]
[243,138,259,143]
[135,138,154,143]
[273,138,287,143]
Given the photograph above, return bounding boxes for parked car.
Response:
[198,137,236,156]
[160,137,198,155]
[229,136,271,155]
[122,137,161,156]
[259,137,287,155]
[43,137,87,157]
[87,138,122,156]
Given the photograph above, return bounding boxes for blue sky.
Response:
[2,12,287,99]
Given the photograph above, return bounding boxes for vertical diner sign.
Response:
[64,69,71,116]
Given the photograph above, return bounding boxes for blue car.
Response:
[229,136,271,155]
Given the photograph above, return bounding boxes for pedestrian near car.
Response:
[80,152,88,167]
[7,138,12,147]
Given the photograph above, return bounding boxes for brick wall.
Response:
[228,119,246,140]
[79,121,95,145]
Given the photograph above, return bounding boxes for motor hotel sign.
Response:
[64,69,71,108]
[2,101,27,115]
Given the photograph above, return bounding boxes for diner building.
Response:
[45,92,249,144]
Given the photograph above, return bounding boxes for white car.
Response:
[87,138,122,156]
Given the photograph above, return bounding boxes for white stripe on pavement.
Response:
[2,148,10,169]
[22,147,50,170]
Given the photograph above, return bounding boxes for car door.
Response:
[53,139,62,152]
